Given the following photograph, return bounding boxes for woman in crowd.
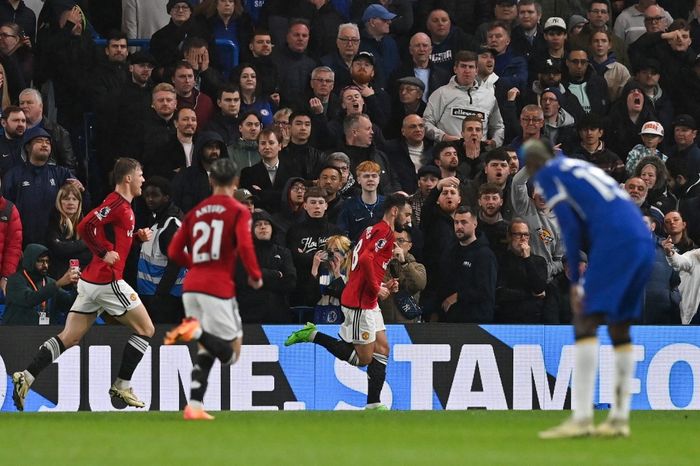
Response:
[234,63,274,127]
[633,156,677,215]
[45,183,91,282]
[0,22,33,87]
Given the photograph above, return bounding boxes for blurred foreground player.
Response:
[12,158,156,410]
[523,140,654,439]
[285,193,412,410]
[165,159,263,420]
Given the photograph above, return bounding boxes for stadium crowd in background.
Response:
[0,0,699,326]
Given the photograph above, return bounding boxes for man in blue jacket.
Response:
[2,127,81,247]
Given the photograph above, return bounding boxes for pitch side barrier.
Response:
[1,324,699,412]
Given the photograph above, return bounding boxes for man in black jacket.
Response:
[0,106,26,177]
[495,218,548,323]
[205,83,241,146]
[439,206,497,323]
[285,110,323,180]
[383,114,433,193]
[171,131,225,214]
[273,19,318,107]
[144,107,196,180]
[388,32,450,101]
[236,209,296,323]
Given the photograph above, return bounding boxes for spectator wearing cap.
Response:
[171,130,226,214]
[388,32,450,102]
[234,187,255,212]
[425,8,478,76]
[606,81,658,161]
[626,121,667,175]
[384,114,433,193]
[540,87,576,151]
[386,76,426,139]
[529,16,568,83]
[359,4,399,90]
[569,112,626,183]
[633,58,674,136]
[588,29,631,102]
[346,51,391,129]
[520,58,583,118]
[150,0,208,74]
[3,127,80,247]
[321,23,360,93]
[487,20,529,92]
[424,50,504,145]
[569,1,631,69]
[350,0,413,39]
[666,114,700,196]
[563,48,608,115]
[273,19,318,106]
[614,1,673,45]
[414,1,490,37]
[510,1,547,62]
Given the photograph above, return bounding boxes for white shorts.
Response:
[71,279,142,316]
[182,292,242,341]
[338,305,385,345]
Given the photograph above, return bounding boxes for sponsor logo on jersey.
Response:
[21,181,30,187]
[462,261,472,268]
[95,206,111,220]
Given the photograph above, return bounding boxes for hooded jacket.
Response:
[424,76,504,145]
[172,131,227,214]
[3,243,73,325]
[272,176,306,243]
[236,209,297,323]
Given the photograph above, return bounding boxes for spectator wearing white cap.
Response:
[529,16,569,84]
[359,4,399,90]
[626,120,667,175]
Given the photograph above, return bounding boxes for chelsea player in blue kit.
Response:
[521,140,654,439]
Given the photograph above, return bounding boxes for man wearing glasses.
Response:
[569,1,630,68]
[614,0,672,45]
[321,23,360,91]
[563,48,608,116]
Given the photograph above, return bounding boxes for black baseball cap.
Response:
[417,165,441,178]
[673,114,697,131]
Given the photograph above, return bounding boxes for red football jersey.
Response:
[341,220,394,310]
[168,194,262,299]
[79,192,135,283]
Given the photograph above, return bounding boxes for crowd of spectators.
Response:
[0,0,699,326]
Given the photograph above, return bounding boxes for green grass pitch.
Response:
[0,411,697,465]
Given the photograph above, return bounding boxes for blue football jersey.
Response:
[534,156,651,282]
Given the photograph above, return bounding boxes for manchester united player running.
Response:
[12,158,155,410]
[165,159,263,420]
[285,193,412,410]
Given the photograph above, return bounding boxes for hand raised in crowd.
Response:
[507,87,520,102]
[56,267,80,287]
[357,84,375,98]
[66,178,84,192]
[309,97,324,115]
[442,134,461,142]
[437,176,460,191]
[393,244,405,263]
[662,236,675,257]
[269,92,281,107]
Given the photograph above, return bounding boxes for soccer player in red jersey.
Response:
[285,193,412,410]
[12,158,156,411]
[165,158,263,420]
